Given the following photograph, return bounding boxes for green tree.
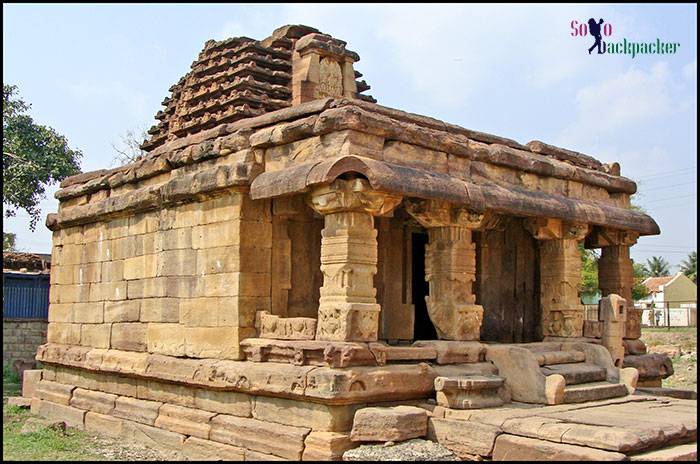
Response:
[3,84,82,230]
[579,245,599,301]
[3,232,16,251]
[632,261,651,301]
[680,251,697,283]
[643,256,671,277]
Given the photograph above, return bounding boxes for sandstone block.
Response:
[147,323,186,357]
[21,369,42,398]
[193,389,251,417]
[120,420,186,453]
[350,406,428,442]
[428,417,501,458]
[184,326,256,359]
[111,322,147,351]
[245,450,286,461]
[157,249,196,277]
[210,414,310,460]
[101,260,125,282]
[69,388,118,414]
[196,272,271,298]
[7,396,32,408]
[35,380,75,405]
[89,281,127,302]
[31,398,86,428]
[154,404,216,439]
[84,411,125,438]
[72,302,105,323]
[182,436,245,461]
[630,443,697,461]
[303,431,357,461]
[113,396,162,426]
[257,311,316,340]
[412,340,485,364]
[137,379,196,407]
[104,300,140,322]
[48,303,74,323]
[253,396,357,431]
[80,323,111,349]
[492,434,627,461]
[140,298,180,322]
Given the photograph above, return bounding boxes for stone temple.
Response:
[23,25,695,460]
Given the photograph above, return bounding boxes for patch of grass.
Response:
[3,365,21,400]
[3,407,107,461]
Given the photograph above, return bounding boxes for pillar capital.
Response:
[404,198,500,230]
[308,178,402,217]
[585,227,638,248]
[524,218,588,241]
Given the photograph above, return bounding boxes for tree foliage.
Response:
[3,232,17,251]
[579,245,599,300]
[643,256,671,277]
[632,261,651,301]
[3,84,82,230]
[680,251,697,283]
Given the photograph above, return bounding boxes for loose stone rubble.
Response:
[24,23,695,461]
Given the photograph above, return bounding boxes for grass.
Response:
[640,327,697,391]
[3,364,21,400]
[3,404,107,461]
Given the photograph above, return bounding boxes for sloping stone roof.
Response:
[141,24,374,152]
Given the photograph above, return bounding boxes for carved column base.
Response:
[426,301,483,341]
[543,309,584,338]
[316,303,380,342]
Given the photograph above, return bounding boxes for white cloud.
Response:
[556,61,673,147]
[683,58,697,80]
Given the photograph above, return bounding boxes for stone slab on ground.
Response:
[629,443,697,461]
[6,396,32,408]
[492,434,627,461]
[343,438,460,461]
[635,387,697,400]
[350,406,427,442]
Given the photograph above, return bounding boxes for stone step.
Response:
[629,442,697,461]
[564,382,628,404]
[540,362,607,385]
[536,350,586,366]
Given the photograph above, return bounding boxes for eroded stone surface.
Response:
[350,406,428,442]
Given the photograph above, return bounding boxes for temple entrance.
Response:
[412,231,437,340]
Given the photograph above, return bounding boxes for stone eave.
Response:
[56,98,636,200]
[251,155,659,236]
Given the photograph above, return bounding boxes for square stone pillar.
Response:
[525,218,589,338]
[587,228,640,339]
[308,178,401,341]
[406,199,500,341]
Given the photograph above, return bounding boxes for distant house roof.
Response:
[2,252,51,273]
[642,274,677,293]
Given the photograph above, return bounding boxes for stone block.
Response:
[154,404,216,439]
[137,379,195,407]
[303,431,357,461]
[48,303,74,323]
[80,323,111,349]
[147,323,186,357]
[157,249,196,277]
[31,398,86,428]
[434,375,505,409]
[101,260,125,282]
[257,311,316,340]
[210,414,310,460]
[7,396,32,408]
[73,263,102,284]
[141,298,180,322]
[159,227,192,250]
[69,388,118,414]
[120,420,186,453]
[104,300,140,322]
[630,443,697,461]
[193,389,252,417]
[89,281,127,302]
[35,380,75,405]
[350,406,428,442]
[111,323,147,351]
[21,369,43,398]
[113,396,162,426]
[196,272,271,297]
[428,417,501,458]
[492,434,627,461]
[184,326,256,359]
[412,340,486,364]
[182,436,246,461]
[72,302,105,323]
[84,411,125,438]
[179,297,245,327]
[253,396,357,431]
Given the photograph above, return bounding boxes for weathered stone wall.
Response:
[3,319,48,365]
[47,192,271,361]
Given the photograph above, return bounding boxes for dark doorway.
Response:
[412,232,436,340]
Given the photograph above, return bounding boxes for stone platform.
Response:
[429,395,697,461]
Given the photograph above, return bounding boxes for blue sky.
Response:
[3,3,697,270]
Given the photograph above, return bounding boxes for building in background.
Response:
[638,272,697,327]
[3,252,51,366]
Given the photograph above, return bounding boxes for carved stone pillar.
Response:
[406,199,499,341]
[308,177,401,342]
[526,218,589,338]
[587,228,640,339]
